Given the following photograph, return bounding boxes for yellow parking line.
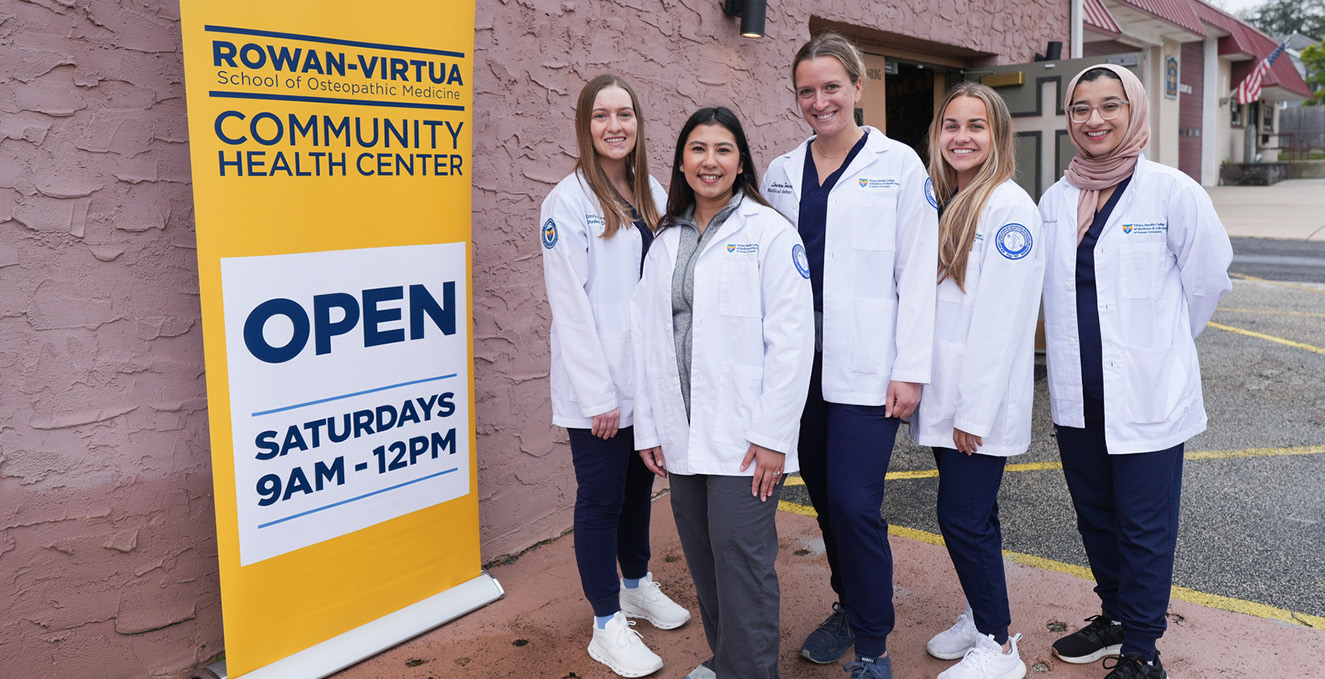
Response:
[1230,272,1325,294]
[783,446,1325,487]
[1185,444,1325,460]
[782,507,1325,629]
[1218,306,1325,319]
[1208,321,1325,355]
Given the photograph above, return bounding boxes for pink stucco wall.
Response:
[0,1,1065,677]
[0,1,218,677]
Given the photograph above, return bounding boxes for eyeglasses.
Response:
[1067,100,1129,123]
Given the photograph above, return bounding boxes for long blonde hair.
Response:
[927,82,1016,291]
[573,74,662,238]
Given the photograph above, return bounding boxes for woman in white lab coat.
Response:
[1038,64,1232,679]
[633,106,813,679]
[911,82,1043,679]
[760,32,938,677]
[540,74,688,679]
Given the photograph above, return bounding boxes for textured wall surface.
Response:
[0,0,1066,676]
[0,1,219,677]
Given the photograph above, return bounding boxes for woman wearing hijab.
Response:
[1037,65,1232,679]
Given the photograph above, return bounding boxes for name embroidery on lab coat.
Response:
[858,178,899,189]
[1122,222,1166,235]
[995,223,1033,260]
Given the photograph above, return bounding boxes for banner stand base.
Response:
[196,572,504,679]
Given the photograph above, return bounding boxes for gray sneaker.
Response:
[800,602,856,664]
[844,654,893,679]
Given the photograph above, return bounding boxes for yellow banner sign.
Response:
[180,2,495,676]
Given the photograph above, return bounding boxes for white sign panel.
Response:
[220,243,470,565]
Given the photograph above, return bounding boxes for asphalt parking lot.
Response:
[781,244,1325,624]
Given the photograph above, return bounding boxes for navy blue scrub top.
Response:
[1076,173,1133,402]
[630,205,654,277]
[799,132,870,311]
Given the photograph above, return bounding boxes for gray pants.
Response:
[670,474,783,679]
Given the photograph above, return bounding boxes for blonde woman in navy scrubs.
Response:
[762,32,938,679]
[912,82,1044,679]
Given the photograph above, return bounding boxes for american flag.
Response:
[1234,41,1288,105]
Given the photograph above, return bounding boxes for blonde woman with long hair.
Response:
[910,82,1044,679]
[540,73,689,678]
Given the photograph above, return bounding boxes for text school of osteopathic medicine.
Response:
[0,0,1310,678]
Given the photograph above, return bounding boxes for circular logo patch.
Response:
[924,177,938,209]
[995,223,1032,260]
[541,218,558,249]
[792,243,811,279]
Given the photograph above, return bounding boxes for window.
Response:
[1262,104,1274,132]
[1230,100,1244,127]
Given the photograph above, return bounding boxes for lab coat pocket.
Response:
[1124,346,1189,424]
[918,339,964,420]
[1119,243,1168,300]
[851,199,897,251]
[719,259,762,318]
[715,363,763,446]
[848,297,894,374]
[646,368,681,444]
[602,330,634,401]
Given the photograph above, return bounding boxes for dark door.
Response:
[1178,42,1204,181]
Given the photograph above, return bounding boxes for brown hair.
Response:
[926,82,1016,292]
[573,74,662,238]
[791,31,866,89]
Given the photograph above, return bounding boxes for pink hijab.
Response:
[1063,64,1149,244]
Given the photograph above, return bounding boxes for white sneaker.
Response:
[619,573,691,630]
[927,602,980,660]
[587,612,664,678]
[937,633,1027,679]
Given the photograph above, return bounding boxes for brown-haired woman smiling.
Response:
[540,74,689,679]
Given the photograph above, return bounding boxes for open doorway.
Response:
[857,51,960,160]
[886,62,939,156]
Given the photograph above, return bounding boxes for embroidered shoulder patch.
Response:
[541,218,558,249]
[994,223,1032,260]
[792,243,811,279]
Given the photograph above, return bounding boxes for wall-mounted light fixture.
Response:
[721,0,766,39]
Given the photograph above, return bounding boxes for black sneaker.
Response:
[799,602,855,664]
[1103,652,1167,679]
[1052,614,1125,664]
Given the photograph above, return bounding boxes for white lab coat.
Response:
[911,180,1045,457]
[631,197,814,475]
[541,170,667,429]
[762,127,938,405]
[1038,155,1233,453]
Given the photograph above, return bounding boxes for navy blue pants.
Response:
[933,447,1011,644]
[799,351,900,657]
[568,426,655,618]
[1055,399,1184,661]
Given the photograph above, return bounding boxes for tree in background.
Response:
[1302,41,1325,105]
[1239,0,1325,41]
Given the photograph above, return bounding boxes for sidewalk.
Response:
[331,495,1324,679]
[1207,177,1325,241]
